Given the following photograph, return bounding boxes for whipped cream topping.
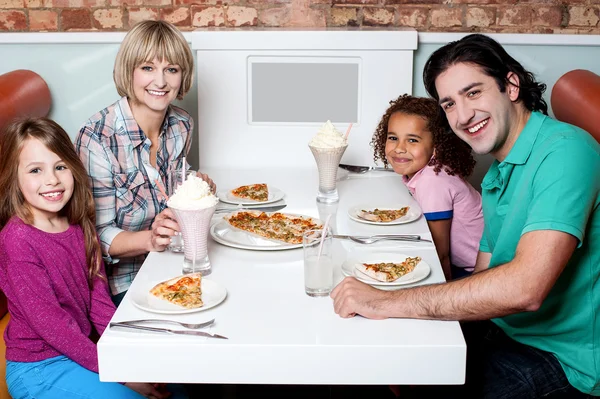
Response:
[309,120,348,149]
[167,174,218,210]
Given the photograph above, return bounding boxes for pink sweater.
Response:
[0,217,115,373]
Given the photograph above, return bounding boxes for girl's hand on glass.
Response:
[197,171,217,193]
[124,382,171,398]
[150,208,179,252]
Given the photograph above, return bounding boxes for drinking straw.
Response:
[154,179,169,201]
[181,156,186,182]
[344,123,353,140]
[317,214,332,260]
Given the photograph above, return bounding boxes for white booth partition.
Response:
[191,29,418,169]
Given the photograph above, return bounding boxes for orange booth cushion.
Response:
[0,69,52,319]
[551,69,600,144]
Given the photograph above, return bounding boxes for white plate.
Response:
[210,212,323,251]
[341,252,431,286]
[217,185,284,206]
[130,278,227,314]
[347,204,421,225]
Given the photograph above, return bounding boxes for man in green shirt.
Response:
[331,34,600,398]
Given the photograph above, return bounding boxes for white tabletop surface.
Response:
[97,168,466,385]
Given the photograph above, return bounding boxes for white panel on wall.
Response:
[192,29,418,169]
[3,31,600,172]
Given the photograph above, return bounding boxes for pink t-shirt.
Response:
[403,165,484,270]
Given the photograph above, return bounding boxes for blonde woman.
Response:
[76,20,215,305]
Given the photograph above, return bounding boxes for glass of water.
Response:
[303,228,334,297]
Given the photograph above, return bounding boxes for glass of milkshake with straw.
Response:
[167,174,218,275]
[308,120,350,204]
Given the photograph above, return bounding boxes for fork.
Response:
[118,318,215,330]
[348,236,432,244]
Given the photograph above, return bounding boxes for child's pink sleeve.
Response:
[412,175,455,221]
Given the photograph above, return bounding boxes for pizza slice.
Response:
[355,256,421,282]
[150,273,203,308]
[225,211,321,244]
[231,183,269,202]
[357,207,409,222]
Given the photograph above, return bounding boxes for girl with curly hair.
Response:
[371,94,483,279]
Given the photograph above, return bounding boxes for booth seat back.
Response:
[0,70,52,317]
[551,69,600,144]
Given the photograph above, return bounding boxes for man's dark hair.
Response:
[423,34,548,115]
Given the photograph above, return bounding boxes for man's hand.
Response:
[197,171,217,193]
[124,382,171,398]
[149,208,179,252]
[330,277,393,319]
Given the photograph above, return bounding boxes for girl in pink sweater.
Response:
[0,118,175,398]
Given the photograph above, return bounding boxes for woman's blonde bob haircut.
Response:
[114,20,194,101]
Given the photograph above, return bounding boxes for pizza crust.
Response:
[356,210,380,222]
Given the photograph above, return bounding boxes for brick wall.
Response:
[1,0,598,33]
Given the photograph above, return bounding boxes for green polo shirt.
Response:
[480,111,600,395]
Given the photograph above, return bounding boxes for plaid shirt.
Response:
[76,96,192,295]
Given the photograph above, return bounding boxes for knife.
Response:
[214,204,286,214]
[110,322,228,339]
[339,164,394,173]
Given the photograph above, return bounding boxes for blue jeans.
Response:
[6,355,189,399]
[461,321,591,398]
[450,264,472,279]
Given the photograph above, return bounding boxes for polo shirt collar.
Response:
[402,164,428,193]
[481,111,545,191]
[502,111,545,166]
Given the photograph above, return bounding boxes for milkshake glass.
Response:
[167,168,196,253]
[308,121,348,204]
[167,175,219,275]
[169,206,216,274]
[309,144,348,204]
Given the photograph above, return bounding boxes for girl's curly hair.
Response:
[371,94,476,178]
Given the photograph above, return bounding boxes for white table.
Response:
[97,168,466,385]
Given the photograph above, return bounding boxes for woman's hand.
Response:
[149,208,180,252]
[124,382,171,398]
[197,171,217,193]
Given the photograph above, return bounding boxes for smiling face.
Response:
[17,138,74,225]
[385,112,434,179]
[130,57,182,117]
[435,62,522,161]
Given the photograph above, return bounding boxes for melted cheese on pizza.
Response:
[362,206,409,222]
[360,207,409,222]
[226,212,321,244]
[231,184,269,202]
[150,274,203,308]
[361,256,421,282]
